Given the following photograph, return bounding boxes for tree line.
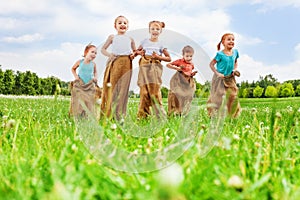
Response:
[1,67,300,98]
[0,67,70,96]
[238,74,300,98]
[162,74,300,98]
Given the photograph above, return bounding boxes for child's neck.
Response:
[150,38,158,42]
[84,58,91,63]
[223,48,233,55]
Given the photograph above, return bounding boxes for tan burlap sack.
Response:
[69,79,97,118]
[101,55,132,120]
[207,72,241,118]
[168,71,196,116]
[137,56,166,118]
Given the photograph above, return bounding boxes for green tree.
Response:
[60,82,71,96]
[202,81,211,98]
[32,72,41,95]
[257,74,278,88]
[265,86,278,98]
[238,81,249,98]
[288,79,300,91]
[255,74,279,97]
[50,76,60,95]
[0,67,4,94]
[279,82,295,97]
[60,81,71,95]
[295,84,300,96]
[128,90,135,98]
[242,88,249,98]
[40,78,53,95]
[22,71,36,95]
[3,69,15,94]
[194,82,202,98]
[195,80,210,98]
[14,71,25,95]
[161,86,169,98]
[253,85,264,98]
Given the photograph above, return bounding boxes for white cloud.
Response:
[237,34,263,46]
[238,54,271,82]
[294,43,300,60]
[0,0,60,14]
[251,0,300,12]
[1,0,299,84]
[239,54,300,83]
[1,33,44,43]
[0,42,84,81]
[0,17,19,30]
[72,0,125,16]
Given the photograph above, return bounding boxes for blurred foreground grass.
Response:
[0,96,300,199]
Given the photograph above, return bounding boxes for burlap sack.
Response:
[137,56,166,118]
[69,79,97,118]
[207,72,241,118]
[101,55,132,120]
[168,71,196,115]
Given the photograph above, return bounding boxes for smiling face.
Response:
[114,16,129,34]
[149,22,162,41]
[183,52,193,63]
[86,46,97,61]
[222,34,235,50]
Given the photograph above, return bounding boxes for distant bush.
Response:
[279,82,295,97]
[265,86,278,98]
[253,86,264,98]
[295,84,300,96]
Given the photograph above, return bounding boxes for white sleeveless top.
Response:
[111,35,132,55]
[140,38,164,56]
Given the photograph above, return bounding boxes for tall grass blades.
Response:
[0,96,300,199]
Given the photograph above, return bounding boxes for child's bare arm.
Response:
[134,45,145,56]
[71,60,80,80]
[101,35,115,59]
[93,63,98,82]
[152,48,171,62]
[166,63,181,71]
[209,59,224,78]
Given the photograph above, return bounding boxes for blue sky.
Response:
[230,3,299,65]
[1,0,300,87]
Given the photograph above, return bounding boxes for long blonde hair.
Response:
[217,33,234,51]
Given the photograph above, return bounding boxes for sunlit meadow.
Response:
[1,96,300,200]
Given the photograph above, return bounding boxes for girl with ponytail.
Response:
[207,33,241,118]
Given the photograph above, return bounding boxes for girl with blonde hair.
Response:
[100,15,137,120]
[136,20,171,118]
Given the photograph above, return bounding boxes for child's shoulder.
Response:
[141,38,149,42]
[216,49,238,55]
[140,38,150,46]
[215,50,224,57]
[107,34,114,41]
[75,59,83,64]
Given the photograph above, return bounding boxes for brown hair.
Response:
[114,15,129,27]
[217,33,234,51]
[83,44,96,57]
[182,45,194,55]
[149,20,165,30]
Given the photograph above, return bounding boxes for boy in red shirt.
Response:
[167,45,197,116]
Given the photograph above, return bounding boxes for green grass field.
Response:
[0,96,300,200]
